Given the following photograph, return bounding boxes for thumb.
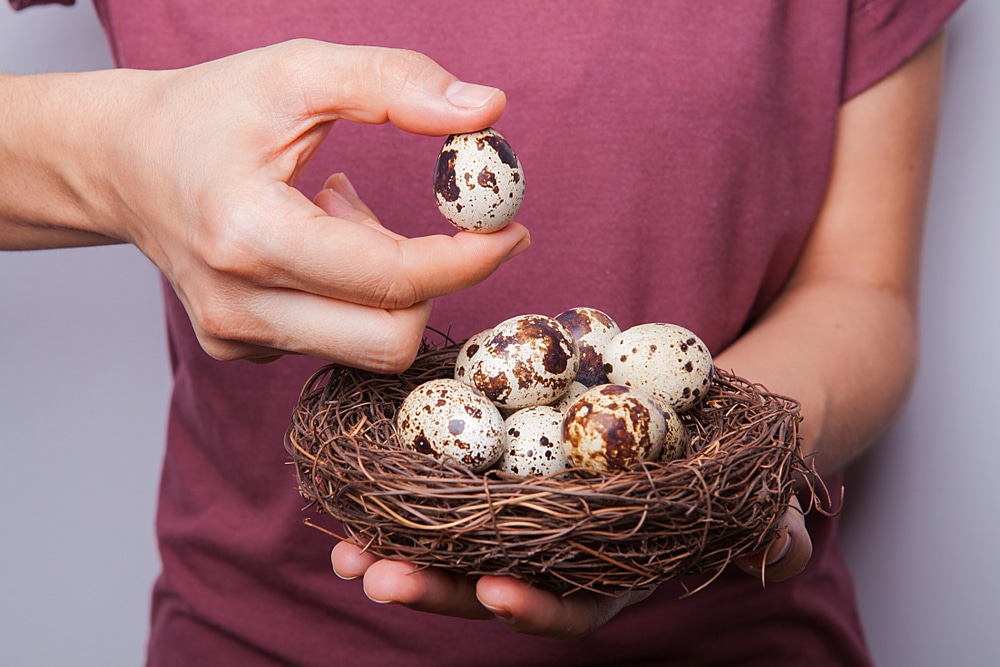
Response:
[276,39,506,135]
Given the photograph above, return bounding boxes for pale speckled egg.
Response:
[498,406,569,477]
[562,384,666,472]
[470,314,579,410]
[604,323,714,413]
[554,307,621,386]
[659,405,690,462]
[550,381,589,413]
[454,328,493,384]
[395,378,505,473]
[433,128,524,233]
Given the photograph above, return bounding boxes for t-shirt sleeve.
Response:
[844,0,965,100]
[8,0,75,9]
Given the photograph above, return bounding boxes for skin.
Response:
[0,40,530,371]
[1,29,946,641]
[333,29,948,637]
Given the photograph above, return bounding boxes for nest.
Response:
[285,340,824,597]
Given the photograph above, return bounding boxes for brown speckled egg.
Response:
[498,406,569,477]
[562,384,666,472]
[554,307,621,386]
[395,378,505,472]
[433,128,524,233]
[550,381,589,413]
[659,405,689,462]
[470,314,579,410]
[604,323,714,413]
[454,328,492,384]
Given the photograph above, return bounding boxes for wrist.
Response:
[0,69,150,248]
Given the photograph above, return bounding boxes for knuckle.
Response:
[378,48,439,96]
[370,336,422,375]
[374,275,420,310]
[191,292,249,352]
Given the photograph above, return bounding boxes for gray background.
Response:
[1,1,997,665]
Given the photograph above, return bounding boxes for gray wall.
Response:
[0,2,997,666]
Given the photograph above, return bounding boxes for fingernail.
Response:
[363,583,393,605]
[502,234,531,262]
[328,173,359,200]
[479,602,513,620]
[324,187,354,208]
[767,532,793,565]
[332,564,359,581]
[446,80,502,110]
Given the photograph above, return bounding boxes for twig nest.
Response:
[285,340,824,597]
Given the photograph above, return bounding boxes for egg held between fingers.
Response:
[433,127,525,233]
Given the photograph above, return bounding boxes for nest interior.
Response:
[285,342,823,597]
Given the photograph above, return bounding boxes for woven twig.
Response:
[285,341,823,597]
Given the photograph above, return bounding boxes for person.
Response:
[0,1,962,665]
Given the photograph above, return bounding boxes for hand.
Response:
[50,40,530,369]
[330,495,811,639]
[331,540,654,639]
[733,494,813,582]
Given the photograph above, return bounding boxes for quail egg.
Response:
[562,384,666,472]
[554,307,621,386]
[433,127,524,233]
[454,328,493,384]
[659,405,690,462]
[395,378,505,472]
[604,323,714,413]
[470,314,579,410]
[549,380,589,413]
[498,406,569,477]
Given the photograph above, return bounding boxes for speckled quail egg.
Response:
[433,127,524,233]
[470,314,579,410]
[498,406,569,477]
[395,378,505,473]
[604,323,714,413]
[550,380,589,413]
[562,384,666,473]
[554,307,621,386]
[659,405,690,462]
[454,328,493,384]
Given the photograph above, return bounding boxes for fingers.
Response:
[221,177,530,310]
[332,540,651,639]
[332,541,492,620]
[331,540,379,580]
[475,576,652,639]
[734,495,813,583]
[363,560,495,621]
[275,40,506,134]
[181,281,435,371]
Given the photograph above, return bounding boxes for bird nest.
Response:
[285,340,824,597]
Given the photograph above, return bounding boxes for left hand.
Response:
[330,498,811,639]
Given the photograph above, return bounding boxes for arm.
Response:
[331,28,948,637]
[717,29,946,476]
[0,41,530,370]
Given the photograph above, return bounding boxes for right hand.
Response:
[20,40,530,370]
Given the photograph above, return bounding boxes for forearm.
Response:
[715,278,918,475]
[0,70,135,249]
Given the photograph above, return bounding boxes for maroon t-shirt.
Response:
[12,1,962,665]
